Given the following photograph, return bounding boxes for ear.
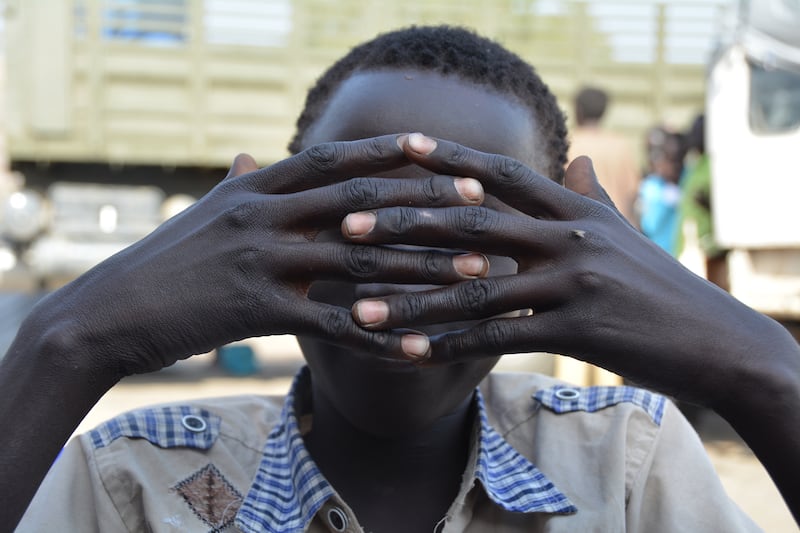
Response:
[563,156,617,210]
[224,153,259,180]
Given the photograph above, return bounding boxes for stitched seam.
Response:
[85,438,138,533]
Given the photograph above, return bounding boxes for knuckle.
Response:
[346,246,378,278]
[220,200,261,230]
[343,177,380,209]
[317,307,350,339]
[422,176,440,203]
[445,143,470,169]
[233,247,263,273]
[588,201,618,222]
[571,267,603,293]
[421,252,446,281]
[457,206,491,235]
[420,175,450,204]
[482,320,507,350]
[304,142,339,172]
[493,155,527,186]
[456,279,492,314]
[366,329,392,350]
[386,207,417,236]
[399,292,426,322]
[365,137,387,160]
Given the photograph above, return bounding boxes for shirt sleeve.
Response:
[15,435,127,532]
[625,401,763,532]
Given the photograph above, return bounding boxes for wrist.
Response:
[13,302,123,390]
[714,320,800,427]
[0,305,120,529]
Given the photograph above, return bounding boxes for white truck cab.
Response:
[707,0,800,321]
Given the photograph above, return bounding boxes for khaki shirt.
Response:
[17,370,760,532]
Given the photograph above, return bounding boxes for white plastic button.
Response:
[327,507,348,532]
[181,414,208,433]
[554,388,581,401]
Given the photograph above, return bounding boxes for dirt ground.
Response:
[73,338,798,532]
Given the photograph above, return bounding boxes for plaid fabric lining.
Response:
[89,405,221,450]
[235,369,575,532]
[533,385,667,426]
[235,369,333,533]
[474,391,577,514]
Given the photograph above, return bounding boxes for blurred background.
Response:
[0,0,798,530]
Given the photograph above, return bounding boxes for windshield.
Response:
[749,60,800,134]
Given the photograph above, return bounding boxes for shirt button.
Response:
[327,507,348,532]
[181,414,208,432]
[555,387,581,401]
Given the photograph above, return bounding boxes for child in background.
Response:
[638,127,686,256]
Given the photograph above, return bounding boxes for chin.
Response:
[299,336,499,437]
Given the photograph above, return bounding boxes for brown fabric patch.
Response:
[172,463,243,532]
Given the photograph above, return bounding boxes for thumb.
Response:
[224,153,260,180]
[563,156,617,210]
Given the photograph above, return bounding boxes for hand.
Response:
[23,135,488,379]
[345,134,797,411]
[353,134,798,523]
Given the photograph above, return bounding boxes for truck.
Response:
[1,0,315,288]
[707,0,800,327]
[1,0,721,289]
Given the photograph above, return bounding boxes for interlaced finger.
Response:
[426,313,569,364]
[351,274,561,331]
[342,205,563,257]
[401,133,588,220]
[281,242,489,284]
[286,298,431,361]
[232,134,414,194]
[284,174,484,227]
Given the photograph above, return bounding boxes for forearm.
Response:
[715,322,800,524]
[0,316,119,528]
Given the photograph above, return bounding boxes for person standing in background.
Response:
[568,86,640,227]
[675,114,729,290]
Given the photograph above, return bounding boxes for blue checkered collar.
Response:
[235,368,575,533]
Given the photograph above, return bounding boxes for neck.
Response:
[304,383,475,532]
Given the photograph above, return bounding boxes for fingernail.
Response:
[401,334,430,360]
[355,300,389,326]
[408,133,437,155]
[343,212,376,237]
[453,253,489,278]
[396,133,409,149]
[454,178,483,202]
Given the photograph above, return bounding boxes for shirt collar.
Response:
[235,367,333,533]
[473,389,576,514]
[236,367,575,533]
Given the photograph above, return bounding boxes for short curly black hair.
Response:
[289,25,568,182]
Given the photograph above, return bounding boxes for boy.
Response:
[4,26,799,532]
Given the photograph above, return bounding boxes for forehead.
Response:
[302,69,545,171]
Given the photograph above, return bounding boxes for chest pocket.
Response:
[533,385,667,426]
[88,405,221,450]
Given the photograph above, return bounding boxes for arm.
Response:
[345,133,800,523]
[0,136,489,528]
